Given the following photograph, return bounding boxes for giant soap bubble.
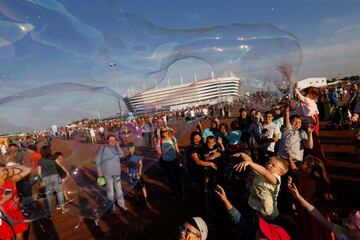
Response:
[0,0,302,130]
[0,0,302,231]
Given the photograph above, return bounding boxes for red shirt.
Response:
[30,151,42,172]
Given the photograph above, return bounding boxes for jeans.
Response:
[104,175,125,209]
[144,132,152,149]
[43,174,64,211]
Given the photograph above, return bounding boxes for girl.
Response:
[0,165,31,240]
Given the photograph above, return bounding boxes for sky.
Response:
[0,0,359,132]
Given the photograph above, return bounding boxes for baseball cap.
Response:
[192,217,208,240]
[258,217,290,240]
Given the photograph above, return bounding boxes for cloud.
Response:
[297,14,360,79]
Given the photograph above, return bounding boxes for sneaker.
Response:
[56,204,61,210]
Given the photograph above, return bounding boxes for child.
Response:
[294,83,327,162]
[201,136,225,193]
[294,83,320,135]
[54,152,72,209]
[233,152,289,220]
[126,142,149,205]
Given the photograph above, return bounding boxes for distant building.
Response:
[297,77,327,90]
[124,73,241,114]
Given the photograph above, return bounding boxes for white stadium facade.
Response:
[124,73,241,114]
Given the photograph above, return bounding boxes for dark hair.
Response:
[230,120,240,130]
[265,111,273,116]
[106,134,116,140]
[184,217,200,232]
[289,114,302,123]
[28,144,37,151]
[206,135,216,142]
[210,120,218,128]
[40,145,52,158]
[54,152,63,158]
[219,123,229,132]
[9,143,17,148]
[127,142,135,148]
[190,132,202,145]
[239,108,246,112]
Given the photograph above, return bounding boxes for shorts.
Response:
[129,173,145,190]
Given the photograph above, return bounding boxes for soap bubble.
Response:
[0,0,302,230]
[0,0,301,130]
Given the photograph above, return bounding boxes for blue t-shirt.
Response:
[128,154,142,174]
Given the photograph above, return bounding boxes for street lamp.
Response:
[109,62,122,117]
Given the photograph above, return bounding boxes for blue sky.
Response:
[0,0,359,132]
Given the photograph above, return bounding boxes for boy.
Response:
[201,136,225,193]
[126,142,149,205]
[278,107,313,163]
[233,152,289,220]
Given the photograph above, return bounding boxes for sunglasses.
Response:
[161,130,168,133]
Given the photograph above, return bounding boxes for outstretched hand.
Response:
[215,185,227,201]
[233,161,251,172]
[232,152,252,162]
[287,176,300,198]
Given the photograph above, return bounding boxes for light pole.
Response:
[109,62,122,117]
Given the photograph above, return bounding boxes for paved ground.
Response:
[25,119,359,240]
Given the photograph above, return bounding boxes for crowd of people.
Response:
[0,82,360,239]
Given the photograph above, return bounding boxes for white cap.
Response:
[192,217,208,240]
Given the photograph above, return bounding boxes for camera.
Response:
[261,128,269,139]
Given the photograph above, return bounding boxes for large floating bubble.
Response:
[0,0,302,130]
[0,1,302,231]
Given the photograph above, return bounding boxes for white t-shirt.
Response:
[260,123,280,152]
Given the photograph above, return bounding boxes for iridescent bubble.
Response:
[0,20,33,47]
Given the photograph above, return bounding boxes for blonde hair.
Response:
[272,156,289,176]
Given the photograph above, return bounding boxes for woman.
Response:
[0,164,31,240]
[188,133,217,190]
[156,127,184,200]
[37,145,68,214]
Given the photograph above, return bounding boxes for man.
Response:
[96,135,127,213]
[258,111,280,165]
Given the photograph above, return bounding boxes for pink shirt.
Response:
[295,88,319,118]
